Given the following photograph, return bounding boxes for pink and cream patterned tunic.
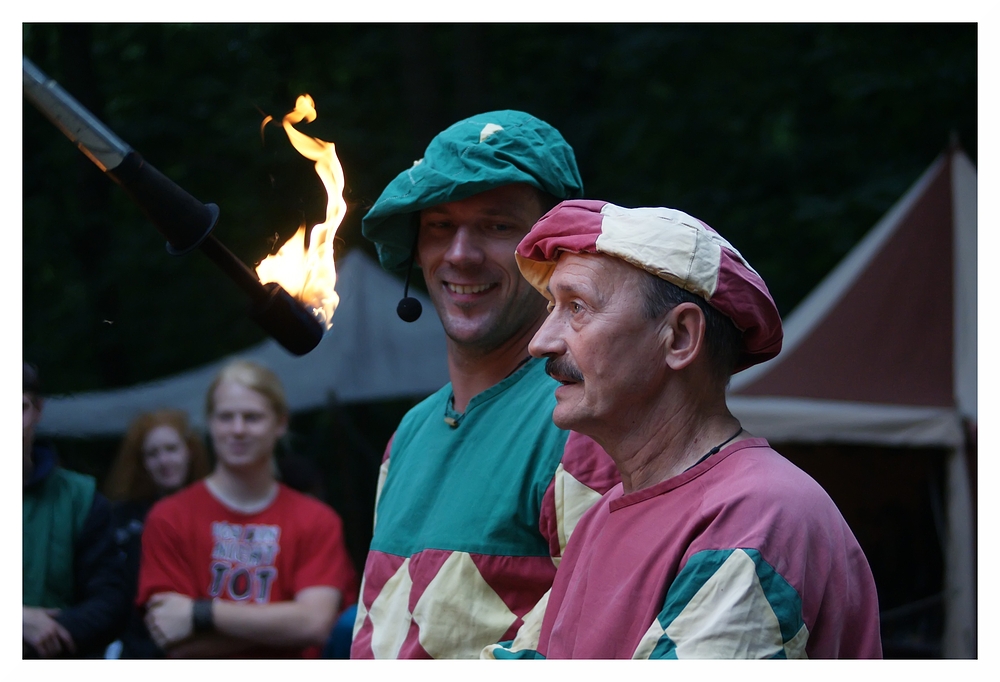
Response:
[351,358,619,658]
[485,438,882,659]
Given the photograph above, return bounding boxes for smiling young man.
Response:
[484,200,881,659]
[351,111,619,659]
[137,360,358,658]
[415,184,555,403]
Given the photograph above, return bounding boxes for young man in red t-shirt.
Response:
[137,360,358,658]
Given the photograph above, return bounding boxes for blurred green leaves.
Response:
[23,23,975,394]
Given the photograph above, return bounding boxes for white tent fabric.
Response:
[37,249,449,437]
[727,396,964,448]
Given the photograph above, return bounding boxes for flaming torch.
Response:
[256,94,345,330]
[22,56,328,356]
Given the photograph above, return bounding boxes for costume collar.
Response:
[444,356,540,428]
[609,437,770,512]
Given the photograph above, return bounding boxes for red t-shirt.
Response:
[137,481,358,657]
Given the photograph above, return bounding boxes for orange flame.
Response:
[256,94,345,329]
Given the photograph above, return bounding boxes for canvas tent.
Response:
[727,145,977,658]
[36,249,449,437]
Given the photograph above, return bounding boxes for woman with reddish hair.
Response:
[105,409,210,504]
[104,409,210,657]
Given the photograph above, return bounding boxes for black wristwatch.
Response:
[192,598,214,633]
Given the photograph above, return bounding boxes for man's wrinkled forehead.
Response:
[546,252,641,304]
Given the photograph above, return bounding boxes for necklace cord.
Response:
[689,425,744,470]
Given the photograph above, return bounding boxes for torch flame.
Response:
[256,94,345,329]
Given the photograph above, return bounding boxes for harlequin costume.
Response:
[485,438,882,659]
[354,112,619,658]
[351,358,619,658]
[483,200,881,659]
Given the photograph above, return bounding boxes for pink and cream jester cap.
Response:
[515,199,783,372]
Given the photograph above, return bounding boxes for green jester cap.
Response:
[362,110,584,274]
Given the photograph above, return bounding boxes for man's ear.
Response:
[662,303,706,371]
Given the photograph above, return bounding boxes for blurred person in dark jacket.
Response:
[22,361,130,658]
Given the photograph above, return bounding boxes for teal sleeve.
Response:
[635,548,809,659]
[482,640,547,660]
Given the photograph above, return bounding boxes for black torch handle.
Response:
[105,156,324,355]
[106,151,219,255]
[22,55,323,356]
[198,235,270,301]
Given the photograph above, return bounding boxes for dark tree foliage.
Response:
[23,23,976,394]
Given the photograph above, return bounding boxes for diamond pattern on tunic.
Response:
[368,557,414,659]
[352,595,367,639]
[632,616,667,659]
[372,458,390,530]
[413,551,518,658]
[666,548,784,658]
[784,622,810,658]
[553,463,605,559]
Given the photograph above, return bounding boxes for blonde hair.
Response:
[103,409,210,502]
[205,359,289,421]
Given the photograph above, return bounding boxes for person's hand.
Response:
[23,606,75,658]
[145,592,195,650]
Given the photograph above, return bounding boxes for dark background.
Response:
[22,23,977,658]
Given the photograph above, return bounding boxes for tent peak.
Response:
[948,130,963,154]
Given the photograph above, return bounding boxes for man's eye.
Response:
[571,302,583,314]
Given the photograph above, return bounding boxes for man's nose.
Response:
[529,310,563,359]
[443,225,485,266]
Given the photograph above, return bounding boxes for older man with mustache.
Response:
[484,200,882,659]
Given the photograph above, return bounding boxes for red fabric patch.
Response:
[714,250,783,371]
[468,553,556,626]
[516,199,606,261]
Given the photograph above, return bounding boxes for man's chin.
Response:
[218,453,267,470]
[441,315,505,349]
[550,403,582,432]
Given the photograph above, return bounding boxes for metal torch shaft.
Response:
[22,56,324,356]
[22,56,131,172]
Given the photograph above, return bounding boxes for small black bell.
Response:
[397,296,422,322]
[397,249,422,322]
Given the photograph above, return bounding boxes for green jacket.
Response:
[23,452,96,609]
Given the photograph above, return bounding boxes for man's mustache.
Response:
[545,357,584,384]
